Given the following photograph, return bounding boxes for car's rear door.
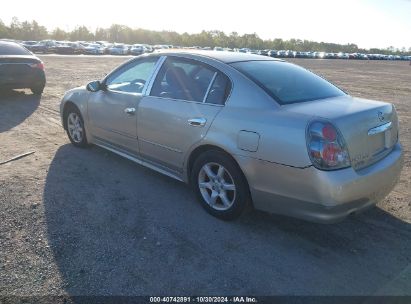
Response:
[87,56,161,155]
[137,56,231,173]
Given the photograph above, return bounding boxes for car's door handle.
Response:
[188,117,207,127]
[124,107,136,115]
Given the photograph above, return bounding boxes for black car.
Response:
[0,41,46,95]
[21,41,38,51]
[268,50,278,57]
[55,42,85,54]
[258,49,270,56]
[31,40,58,54]
[129,44,145,56]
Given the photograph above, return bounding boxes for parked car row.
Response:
[212,47,411,60]
[259,49,411,60]
[19,40,157,55]
[4,39,409,60]
[231,49,410,60]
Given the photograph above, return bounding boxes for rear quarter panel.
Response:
[183,64,314,179]
[203,106,313,168]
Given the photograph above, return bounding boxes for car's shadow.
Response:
[0,89,41,133]
[44,144,411,297]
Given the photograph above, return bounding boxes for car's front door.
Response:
[137,56,231,173]
[88,57,160,155]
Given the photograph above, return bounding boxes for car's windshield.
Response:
[230,60,346,104]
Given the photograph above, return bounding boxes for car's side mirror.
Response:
[86,80,104,92]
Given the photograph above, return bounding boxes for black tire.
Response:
[191,150,251,220]
[30,86,44,95]
[64,105,88,148]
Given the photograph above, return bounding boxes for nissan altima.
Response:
[60,50,403,223]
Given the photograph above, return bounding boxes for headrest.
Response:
[165,66,187,89]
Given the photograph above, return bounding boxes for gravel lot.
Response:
[0,55,410,297]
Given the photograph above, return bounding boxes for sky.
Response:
[1,0,411,49]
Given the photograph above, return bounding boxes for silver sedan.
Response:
[60,51,403,223]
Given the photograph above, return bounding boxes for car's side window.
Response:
[150,57,218,103]
[105,57,159,94]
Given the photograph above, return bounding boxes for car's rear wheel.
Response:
[191,150,250,220]
[31,86,44,95]
[65,106,88,147]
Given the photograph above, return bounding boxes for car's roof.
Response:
[0,41,20,46]
[0,40,35,57]
[152,49,283,64]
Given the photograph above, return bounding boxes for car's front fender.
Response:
[60,86,90,131]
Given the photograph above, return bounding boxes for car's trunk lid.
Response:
[283,95,399,170]
[0,56,40,81]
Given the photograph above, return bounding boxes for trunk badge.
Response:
[378,111,385,121]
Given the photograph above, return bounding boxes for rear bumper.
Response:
[0,70,45,90]
[236,143,403,223]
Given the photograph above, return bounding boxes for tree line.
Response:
[1,17,410,55]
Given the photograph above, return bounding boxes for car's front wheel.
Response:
[191,150,251,220]
[64,106,88,147]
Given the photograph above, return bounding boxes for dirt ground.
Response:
[0,55,410,297]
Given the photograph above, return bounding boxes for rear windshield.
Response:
[0,42,31,56]
[230,60,346,104]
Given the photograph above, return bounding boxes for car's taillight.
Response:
[29,62,44,70]
[306,120,350,170]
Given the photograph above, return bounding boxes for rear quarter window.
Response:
[205,73,231,105]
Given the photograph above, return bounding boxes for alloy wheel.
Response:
[67,112,84,143]
[198,162,236,211]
